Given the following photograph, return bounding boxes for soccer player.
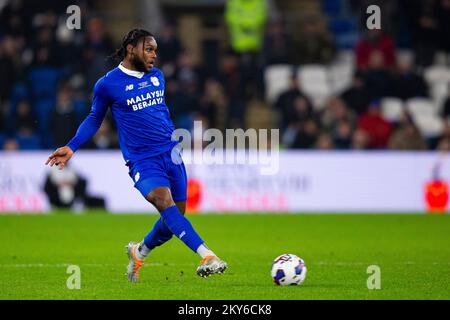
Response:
[45,29,227,282]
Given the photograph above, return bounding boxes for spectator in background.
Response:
[341,71,371,116]
[32,25,59,64]
[332,120,353,149]
[225,0,267,54]
[2,138,19,151]
[437,0,450,61]
[355,29,397,71]
[290,95,315,124]
[44,164,105,209]
[50,83,78,148]
[402,0,439,68]
[14,99,40,149]
[0,0,31,38]
[316,132,334,150]
[55,18,83,76]
[284,96,319,149]
[0,36,22,104]
[320,97,356,133]
[441,85,450,119]
[198,78,227,130]
[437,137,450,151]
[351,128,370,150]
[165,78,194,130]
[170,50,201,130]
[0,103,5,133]
[262,19,292,66]
[85,120,119,150]
[83,17,114,90]
[295,13,336,65]
[357,100,392,149]
[27,42,61,143]
[320,97,356,149]
[291,118,320,149]
[363,50,394,101]
[14,99,36,136]
[157,22,182,74]
[218,51,247,128]
[225,0,268,99]
[274,72,312,133]
[388,111,427,150]
[435,121,450,151]
[175,49,201,93]
[392,58,428,100]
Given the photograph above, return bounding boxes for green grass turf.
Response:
[0,212,449,300]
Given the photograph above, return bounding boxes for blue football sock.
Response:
[159,205,204,253]
[143,217,173,250]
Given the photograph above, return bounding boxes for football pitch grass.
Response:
[0,212,449,300]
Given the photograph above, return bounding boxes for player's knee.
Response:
[176,202,186,215]
[146,188,175,211]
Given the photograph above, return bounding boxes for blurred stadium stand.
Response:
[1,0,450,152]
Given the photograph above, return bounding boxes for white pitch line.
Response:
[311,261,450,266]
[0,262,449,268]
[0,263,197,268]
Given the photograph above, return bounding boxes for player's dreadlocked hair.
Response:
[111,29,154,61]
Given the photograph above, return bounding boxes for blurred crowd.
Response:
[1,0,450,152]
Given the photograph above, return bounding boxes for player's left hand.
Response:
[45,146,74,170]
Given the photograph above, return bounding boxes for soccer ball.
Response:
[271,253,307,286]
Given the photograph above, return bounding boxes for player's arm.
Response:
[45,78,110,170]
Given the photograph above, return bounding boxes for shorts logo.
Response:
[150,77,160,86]
[125,84,134,91]
[134,172,140,182]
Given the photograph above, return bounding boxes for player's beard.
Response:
[131,54,148,72]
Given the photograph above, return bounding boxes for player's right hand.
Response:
[45,146,74,170]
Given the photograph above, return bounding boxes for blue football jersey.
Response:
[67,64,178,163]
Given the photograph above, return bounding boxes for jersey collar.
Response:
[118,62,145,79]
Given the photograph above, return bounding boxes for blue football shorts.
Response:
[127,148,187,202]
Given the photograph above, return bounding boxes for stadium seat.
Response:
[74,99,88,124]
[328,16,359,49]
[297,65,332,110]
[328,16,356,34]
[0,134,5,148]
[424,65,450,85]
[424,65,450,112]
[321,0,342,16]
[406,98,438,118]
[8,82,28,107]
[381,97,404,122]
[414,115,444,138]
[335,32,360,49]
[424,65,450,82]
[34,100,55,133]
[328,61,354,95]
[429,82,449,113]
[16,133,42,150]
[264,64,294,104]
[336,50,354,64]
